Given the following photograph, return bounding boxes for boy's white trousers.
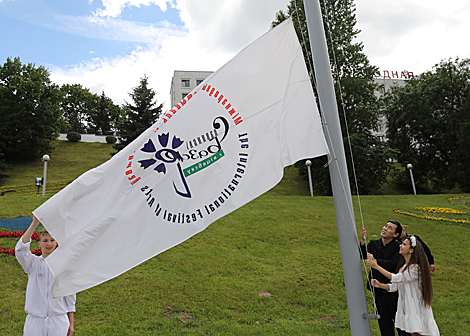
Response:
[24,314,70,336]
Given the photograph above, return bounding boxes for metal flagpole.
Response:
[302,0,372,334]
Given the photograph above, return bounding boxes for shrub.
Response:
[66,132,81,142]
[106,135,117,144]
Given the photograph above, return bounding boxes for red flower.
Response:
[0,230,41,256]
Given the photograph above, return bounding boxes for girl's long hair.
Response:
[396,236,433,307]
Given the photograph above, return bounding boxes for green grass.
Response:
[0,141,114,195]
[1,141,469,335]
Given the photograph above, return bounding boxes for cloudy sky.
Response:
[1,0,469,110]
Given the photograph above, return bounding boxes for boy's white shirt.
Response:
[15,239,76,317]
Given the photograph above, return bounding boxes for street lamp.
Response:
[35,177,43,196]
[305,160,313,197]
[42,154,50,197]
[407,163,417,195]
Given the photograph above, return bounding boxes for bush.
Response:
[106,135,117,144]
[66,132,81,142]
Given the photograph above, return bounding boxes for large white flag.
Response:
[34,18,329,297]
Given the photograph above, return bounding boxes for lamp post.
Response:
[305,160,313,197]
[407,163,417,195]
[42,154,50,197]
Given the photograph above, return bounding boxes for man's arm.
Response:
[416,235,435,271]
[22,216,41,243]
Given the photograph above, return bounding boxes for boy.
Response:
[16,215,76,336]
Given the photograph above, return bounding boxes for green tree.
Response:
[0,57,61,161]
[273,0,391,195]
[59,84,98,133]
[87,92,123,135]
[114,75,163,152]
[385,58,470,192]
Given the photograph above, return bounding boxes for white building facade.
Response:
[373,75,408,142]
[170,70,214,108]
[170,70,410,143]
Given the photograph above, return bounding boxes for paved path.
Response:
[58,133,119,143]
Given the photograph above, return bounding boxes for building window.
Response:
[182,93,188,99]
[377,123,382,131]
[182,79,190,87]
[379,87,386,94]
[379,136,384,142]
[196,79,204,86]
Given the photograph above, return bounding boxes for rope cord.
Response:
[292,0,379,315]
[319,0,379,315]
[321,0,381,314]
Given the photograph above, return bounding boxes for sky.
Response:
[1,0,469,110]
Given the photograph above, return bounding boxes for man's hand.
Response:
[430,264,436,272]
[360,227,367,245]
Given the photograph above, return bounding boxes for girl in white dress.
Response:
[366,235,439,336]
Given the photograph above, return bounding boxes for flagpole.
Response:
[302,0,372,334]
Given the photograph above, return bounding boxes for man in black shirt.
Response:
[360,220,408,336]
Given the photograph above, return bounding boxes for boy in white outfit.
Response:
[16,215,76,336]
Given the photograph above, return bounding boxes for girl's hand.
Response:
[371,279,381,288]
[366,253,377,268]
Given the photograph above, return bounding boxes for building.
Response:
[169,70,409,143]
[170,70,214,108]
[372,77,407,142]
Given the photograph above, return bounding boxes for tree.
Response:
[384,58,470,192]
[114,75,163,152]
[59,84,97,133]
[0,57,61,161]
[87,92,123,135]
[273,0,391,195]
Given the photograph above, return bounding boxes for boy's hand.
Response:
[32,215,40,226]
[22,215,41,243]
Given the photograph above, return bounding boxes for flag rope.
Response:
[320,0,379,316]
[293,0,379,317]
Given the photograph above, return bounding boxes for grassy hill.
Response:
[1,141,469,335]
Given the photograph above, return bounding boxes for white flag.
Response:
[34,18,329,298]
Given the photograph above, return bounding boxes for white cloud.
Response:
[50,0,291,110]
[47,0,470,109]
[355,0,470,73]
[94,0,172,18]
[50,14,185,43]
[176,0,290,54]
[50,27,232,110]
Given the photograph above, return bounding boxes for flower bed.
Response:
[0,231,41,256]
[448,196,470,208]
[414,207,466,215]
[393,209,470,225]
